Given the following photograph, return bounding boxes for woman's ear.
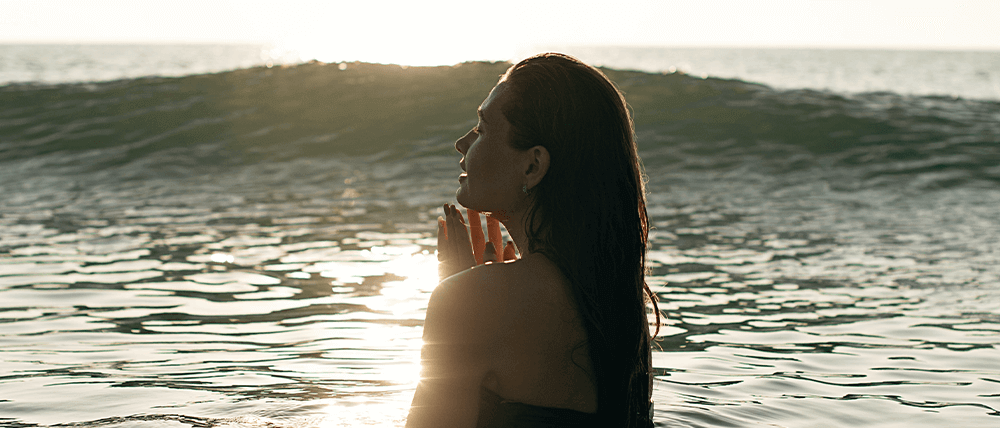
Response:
[523,145,550,189]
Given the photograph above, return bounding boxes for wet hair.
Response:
[500,53,660,427]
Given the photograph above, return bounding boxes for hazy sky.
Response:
[3,0,998,63]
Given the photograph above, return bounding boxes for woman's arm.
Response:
[408,205,517,427]
[406,271,493,428]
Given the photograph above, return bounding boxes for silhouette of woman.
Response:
[407,53,660,428]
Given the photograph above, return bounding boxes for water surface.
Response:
[1,61,998,427]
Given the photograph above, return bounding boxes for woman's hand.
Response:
[437,204,516,280]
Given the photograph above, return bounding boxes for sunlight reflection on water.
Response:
[1,154,998,427]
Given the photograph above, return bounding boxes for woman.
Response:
[406,53,660,428]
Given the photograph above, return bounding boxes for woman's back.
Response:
[407,254,596,427]
[473,254,596,413]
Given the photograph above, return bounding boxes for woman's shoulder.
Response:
[427,255,573,340]
[434,255,566,307]
[430,259,529,318]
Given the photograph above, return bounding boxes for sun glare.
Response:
[271,37,514,67]
[248,2,517,66]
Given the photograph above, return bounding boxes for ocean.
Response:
[1,44,998,427]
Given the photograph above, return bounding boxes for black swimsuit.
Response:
[476,387,600,428]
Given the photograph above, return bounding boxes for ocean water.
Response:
[1,46,999,427]
[3,44,999,100]
[547,46,1000,101]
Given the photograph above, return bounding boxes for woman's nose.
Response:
[455,129,474,154]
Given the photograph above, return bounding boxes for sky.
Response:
[2,0,999,64]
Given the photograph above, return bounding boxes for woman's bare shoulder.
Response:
[422,262,518,350]
[435,256,564,304]
[428,256,572,338]
[430,260,527,316]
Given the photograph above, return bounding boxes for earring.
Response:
[522,184,528,194]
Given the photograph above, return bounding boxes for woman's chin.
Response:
[455,191,486,212]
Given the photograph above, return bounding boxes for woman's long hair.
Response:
[501,53,660,427]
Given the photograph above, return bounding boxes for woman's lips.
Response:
[459,173,467,181]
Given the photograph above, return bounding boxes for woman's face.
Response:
[454,83,527,218]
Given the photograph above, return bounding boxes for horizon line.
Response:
[2,41,999,53]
